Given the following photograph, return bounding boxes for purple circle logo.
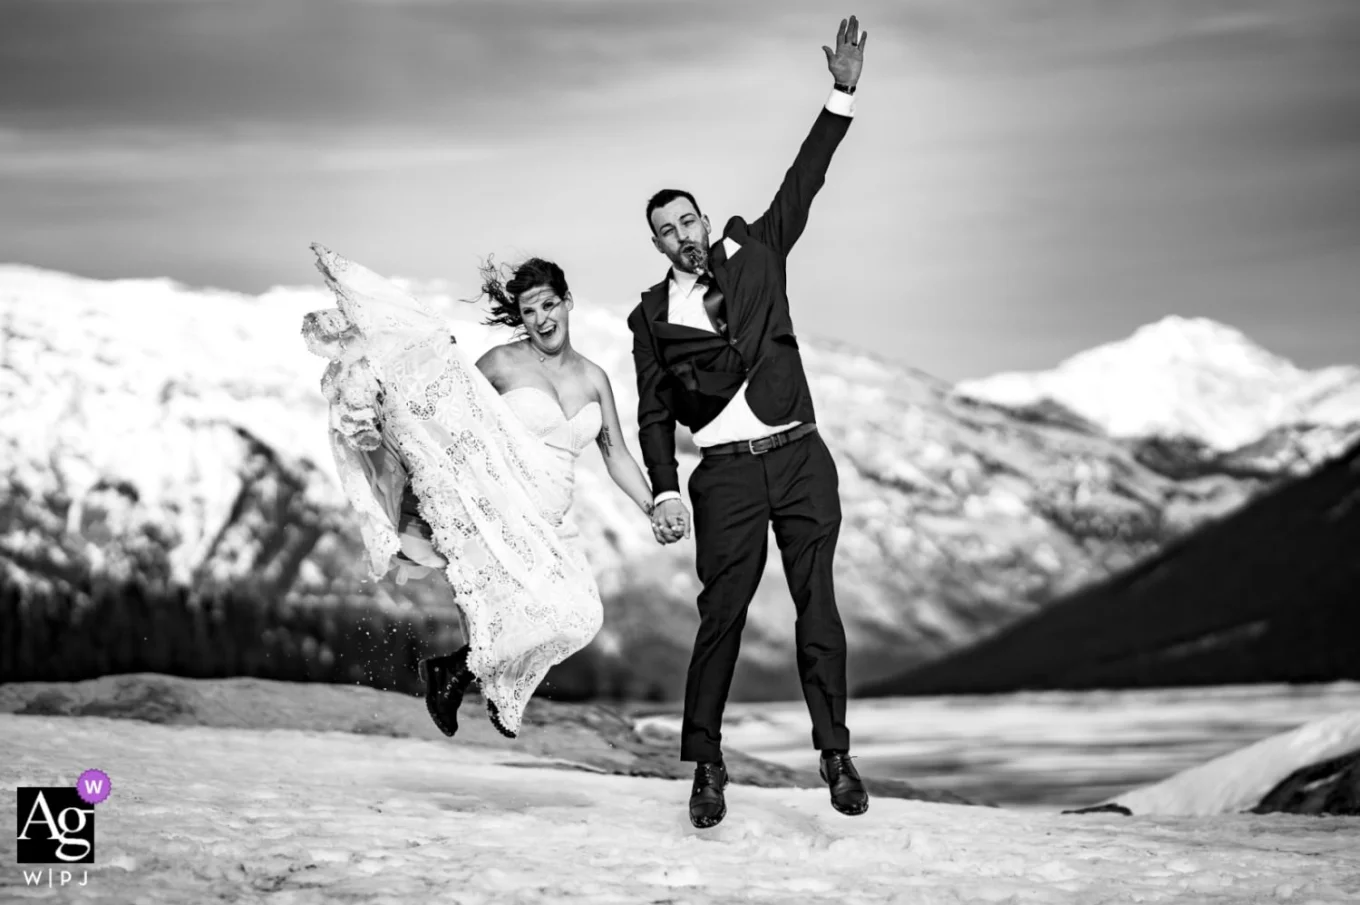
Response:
[76,769,111,805]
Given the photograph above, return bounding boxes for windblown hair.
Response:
[472,256,571,330]
[645,188,702,234]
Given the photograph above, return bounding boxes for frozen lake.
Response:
[635,682,1360,810]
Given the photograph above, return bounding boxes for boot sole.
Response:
[820,763,870,817]
[831,799,869,816]
[690,803,726,829]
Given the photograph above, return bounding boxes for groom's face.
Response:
[650,198,711,275]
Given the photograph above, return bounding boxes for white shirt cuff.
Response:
[653,491,682,506]
[826,86,856,118]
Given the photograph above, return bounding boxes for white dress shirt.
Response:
[653,87,856,507]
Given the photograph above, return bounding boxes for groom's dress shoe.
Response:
[820,750,869,816]
[689,760,728,829]
[417,646,474,737]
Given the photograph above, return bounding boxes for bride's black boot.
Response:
[417,645,475,737]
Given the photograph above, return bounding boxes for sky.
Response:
[2,0,1358,381]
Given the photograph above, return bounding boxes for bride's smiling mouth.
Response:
[535,322,558,341]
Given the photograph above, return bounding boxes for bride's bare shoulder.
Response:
[476,340,524,371]
[577,355,612,394]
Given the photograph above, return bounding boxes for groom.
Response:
[628,16,870,828]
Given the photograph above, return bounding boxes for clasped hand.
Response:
[651,498,691,545]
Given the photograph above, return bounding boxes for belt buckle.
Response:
[748,437,770,456]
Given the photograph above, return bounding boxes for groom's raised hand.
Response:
[823,15,867,88]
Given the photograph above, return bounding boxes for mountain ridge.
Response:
[861,438,1360,697]
[3,263,1357,698]
[954,315,1360,452]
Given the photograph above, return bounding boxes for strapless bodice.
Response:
[501,387,602,455]
[500,387,601,534]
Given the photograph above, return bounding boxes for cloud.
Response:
[0,125,497,181]
[3,0,1359,380]
[0,0,804,134]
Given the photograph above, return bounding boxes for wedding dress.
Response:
[301,243,603,736]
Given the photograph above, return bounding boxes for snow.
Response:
[954,316,1360,451]
[3,713,1358,904]
[644,682,1360,811]
[1109,709,1360,817]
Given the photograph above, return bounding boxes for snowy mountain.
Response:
[954,316,1360,456]
[863,437,1360,698]
[0,264,1337,699]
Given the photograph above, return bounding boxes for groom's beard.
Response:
[679,242,709,274]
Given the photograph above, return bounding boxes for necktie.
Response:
[696,272,727,336]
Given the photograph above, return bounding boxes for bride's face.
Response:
[517,284,572,354]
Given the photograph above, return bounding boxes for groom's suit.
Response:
[629,89,856,763]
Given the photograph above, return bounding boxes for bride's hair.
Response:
[473,256,571,331]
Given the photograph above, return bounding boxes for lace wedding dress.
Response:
[301,243,603,737]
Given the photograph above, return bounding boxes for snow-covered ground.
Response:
[3,713,1358,904]
[1111,708,1360,817]
[642,682,1360,810]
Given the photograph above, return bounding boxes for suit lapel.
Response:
[644,235,739,344]
[641,274,715,345]
[708,235,729,272]
[642,275,669,326]
[707,235,742,331]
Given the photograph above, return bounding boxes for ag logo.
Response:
[15,769,110,865]
[15,788,95,864]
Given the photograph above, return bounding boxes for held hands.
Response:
[823,15,867,88]
[651,498,691,545]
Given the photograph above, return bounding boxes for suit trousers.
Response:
[680,429,851,762]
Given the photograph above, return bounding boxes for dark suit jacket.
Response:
[629,104,852,497]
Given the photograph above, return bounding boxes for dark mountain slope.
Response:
[862,441,1360,696]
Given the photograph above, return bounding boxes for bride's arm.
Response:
[475,343,512,390]
[588,362,655,517]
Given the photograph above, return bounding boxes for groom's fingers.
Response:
[836,17,847,48]
[848,15,859,45]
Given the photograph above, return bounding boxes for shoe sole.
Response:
[690,804,726,829]
[820,764,870,817]
[831,799,869,816]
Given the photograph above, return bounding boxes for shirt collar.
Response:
[669,266,703,297]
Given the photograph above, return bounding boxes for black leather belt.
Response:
[699,423,818,458]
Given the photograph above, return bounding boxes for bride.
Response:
[301,243,657,738]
